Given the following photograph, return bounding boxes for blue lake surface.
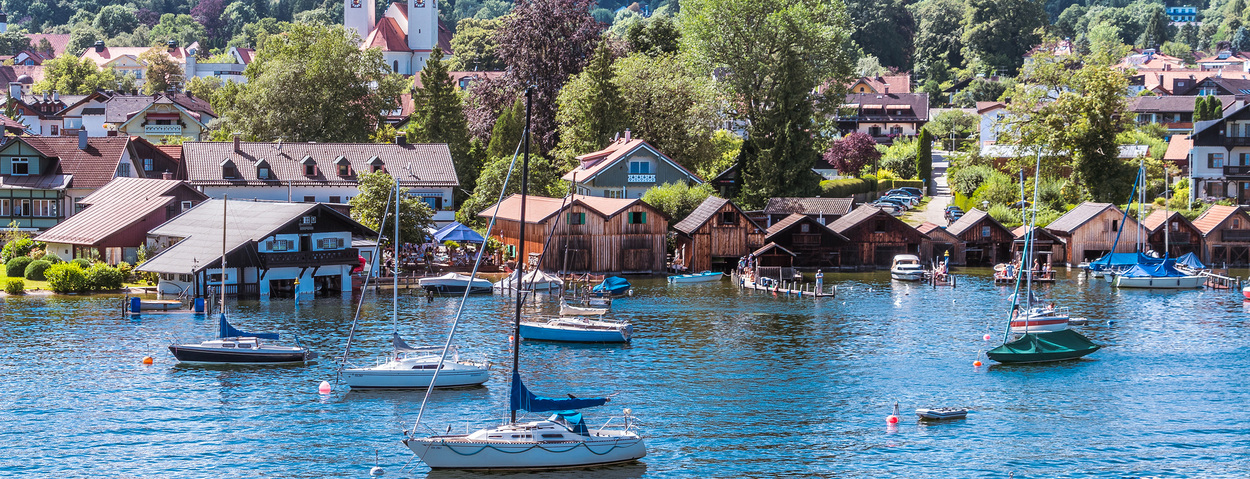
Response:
[2,269,1249,477]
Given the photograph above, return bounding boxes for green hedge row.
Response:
[819,178,875,197]
[879,179,924,191]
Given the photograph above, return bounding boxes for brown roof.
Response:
[1044,202,1116,234]
[477,194,647,224]
[847,75,911,94]
[562,137,701,183]
[975,101,1007,114]
[1195,51,1250,64]
[918,222,959,241]
[182,141,458,187]
[946,208,1010,237]
[750,242,795,257]
[26,34,72,57]
[35,178,205,246]
[763,197,854,217]
[1141,209,1196,235]
[0,65,45,86]
[843,93,930,120]
[1130,95,1235,113]
[1012,225,1066,244]
[17,136,132,190]
[1192,205,1248,236]
[672,196,764,235]
[1164,135,1192,163]
[102,92,216,123]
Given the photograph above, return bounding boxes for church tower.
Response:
[407,0,439,70]
[344,0,375,42]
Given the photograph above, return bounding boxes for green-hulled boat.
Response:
[986,329,1100,363]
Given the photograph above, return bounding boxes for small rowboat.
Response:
[667,271,723,284]
[915,407,968,420]
[559,299,608,316]
[129,297,183,313]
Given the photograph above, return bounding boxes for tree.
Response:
[1233,27,1250,53]
[681,0,853,206]
[2,97,23,127]
[640,181,715,222]
[140,47,185,94]
[855,55,887,77]
[1178,22,1199,50]
[214,23,406,142]
[192,0,230,48]
[456,153,567,227]
[149,14,207,49]
[1139,4,1169,49]
[0,31,32,56]
[950,77,1011,108]
[447,18,505,71]
[624,14,680,57]
[66,24,103,56]
[94,5,139,38]
[486,97,529,160]
[350,171,436,245]
[555,41,626,163]
[410,47,477,204]
[924,109,978,149]
[823,133,880,177]
[961,0,1047,74]
[1160,41,1192,63]
[1196,95,1223,121]
[33,55,118,94]
[613,53,720,174]
[916,129,933,193]
[845,0,915,71]
[222,2,261,47]
[492,0,603,153]
[910,0,965,74]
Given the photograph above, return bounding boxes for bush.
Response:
[71,258,92,270]
[879,138,918,179]
[971,171,1019,209]
[116,261,133,281]
[948,164,994,197]
[6,256,33,277]
[4,279,23,295]
[30,248,45,260]
[45,263,88,293]
[24,259,52,280]
[42,252,62,264]
[819,178,874,197]
[1,237,34,262]
[86,263,125,291]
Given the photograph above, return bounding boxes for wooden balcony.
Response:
[261,248,360,268]
[1220,230,1250,242]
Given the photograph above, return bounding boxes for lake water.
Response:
[2,269,1249,477]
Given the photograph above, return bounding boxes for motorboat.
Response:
[405,409,646,469]
[890,254,926,281]
[494,269,563,292]
[1009,306,1071,333]
[342,335,489,389]
[419,273,493,294]
[519,317,632,343]
[916,408,968,420]
[559,299,608,316]
[667,271,724,284]
[591,276,631,297]
[1114,262,1203,289]
[169,314,317,364]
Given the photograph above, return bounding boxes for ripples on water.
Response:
[2,268,1250,477]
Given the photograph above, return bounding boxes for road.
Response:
[911,152,951,226]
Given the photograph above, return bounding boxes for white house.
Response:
[1189,101,1250,203]
[977,101,1010,145]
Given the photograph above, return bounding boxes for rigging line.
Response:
[408,120,529,437]
[1104,165,1143,267]
[334,187,394,385]
[514,173,576,305]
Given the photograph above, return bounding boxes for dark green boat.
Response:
[986,329,1100,364]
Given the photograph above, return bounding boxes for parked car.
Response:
[899,187,924,198]
[874,198,910,211]
[872,202,904,215]
[885,194,919,206]
[887,188,923,199]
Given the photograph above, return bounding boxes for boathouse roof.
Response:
[762,197,854,218]
[477,194,659,223]
[1045,202,1116,234]
[946,208,1010,237]
[673,196,762,235]
[1192,204,1250,236]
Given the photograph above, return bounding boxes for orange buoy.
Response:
[973,360,983,367]
[142,356,154,365]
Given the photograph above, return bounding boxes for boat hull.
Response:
[667,272,723,283]
[1115,275,1204,289]
[168,345,317,364]
[520,321,631,343]
[986,330,1100,364]
[342,368,489,389]
[420,283,493,294]
[890,271,925,281]
[405,436,646,470]
[139,300,183,311]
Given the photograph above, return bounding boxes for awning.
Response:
[886,105,911,110]
[861,104,883,109]
[433,221,485,243]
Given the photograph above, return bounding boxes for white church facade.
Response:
[346,0,452,75]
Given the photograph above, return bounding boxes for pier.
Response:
[731,271,835,297]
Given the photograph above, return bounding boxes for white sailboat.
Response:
[403,89,646,469]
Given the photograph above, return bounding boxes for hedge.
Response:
[24,259,52,280]
[819,178,874,198]
[71,258,92,270]
[878,179,925,192]
[6,256,33,277]
[45,263,88,293]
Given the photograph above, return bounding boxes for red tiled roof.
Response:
[1164,135,1192,163]
[1192,205,1248,236]
[234,48,254,64]
[26,34,72,57]
[0,65,45,85]
[562,137,701,183]
[19,136,132,190]
[847,75,911,94]
[477,194,643,223]
[364,16,411,52]
[35,178,205,246]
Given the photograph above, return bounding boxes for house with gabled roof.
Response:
[0,133,143,231]
[1175,76,1250,96]
[346,1,454,76]
[113,93,214,142]
[672,196,764,272]
[1044,202,1147,265]
[828,205,928,266]
[763,213,848,267]
[181,134,459,223]
[835,92,930,145]
[1142,209,1202,258]
[136,199,375,298]
[36,177,206,264]
[80,41,191,89]
[917,222,962,264]
[846,75,911,94]
[762,197,854,226]
[58,91,216,140]
[1192,204,1250,266]
[1012,225,1067,265]
[562,133,703,199]
[1190,102,1250,204]
[476,194,669,274]
[945,208,1013,265]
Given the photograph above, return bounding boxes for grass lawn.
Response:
[900,197,931,226]
[2,276,152,293]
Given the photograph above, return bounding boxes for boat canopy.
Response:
[433,221,485,244]
[1120,261,1188,278]
[550,410,591,435]
[219,314,279,340]
[510,371,607,413]
[1176,252,1205,270]
[592,276,631,293]
[1088,252,1164,270]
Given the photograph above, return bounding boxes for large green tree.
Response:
[961,0,1047,74]
[32,55,118,94]
[349,171,435,245]
[613,53,720,175]
[640,181,715,222]
[910,0,965,75]
[0,31,32,56]
[149,14,206,48]
[140,47,185,94]
[447,18,505,71]
[409,47,477,204]
[846,0,915,71]
[555,41,626,164]
[214,23,406,142]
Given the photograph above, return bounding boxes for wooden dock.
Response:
[731,272,835,298]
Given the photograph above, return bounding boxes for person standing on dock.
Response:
[815,270,824,294]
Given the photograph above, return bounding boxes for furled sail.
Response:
[219,314,280,340]
[510,371,607,413]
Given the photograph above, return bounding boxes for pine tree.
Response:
[487,98,526,160]
[554,41,626,164]
[1195,96,1208,121]
[3,98,23,127]
[737,43,819,208]
[1209,96,1224,120]
[916,129,933,194]
[411,47,477,204]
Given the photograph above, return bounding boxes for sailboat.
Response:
[403,88,646,469]
[168,197,317,364]
[341,180,489,389]
[987,156,1099,364]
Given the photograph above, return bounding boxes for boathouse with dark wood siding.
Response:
[762,197,855,226]
[1143,209,1203,258]
[477,194,668,274]
[918,222,962,265]
[829,205,928,266]
[672,196,765,272]
[1044,202,1147,265]
[1192,205,1250,266]
[945,208,1013,265]
[1011,225,1068,265]
[762,213,849,267]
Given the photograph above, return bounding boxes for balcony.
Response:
[1220,230,1250,242]
[627,174,656,183]
[261,248,359,268]
[145,125,183,135]
[1220,136,1250,147]
[1224,165,1250,177]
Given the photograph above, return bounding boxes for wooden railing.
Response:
[1220,230,1250,242]
[261,248,359,268]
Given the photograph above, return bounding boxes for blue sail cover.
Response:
[433,222,485,244]
[510,371,608,413]
[592,276,631,294]
[1119,261,1189,278]
[1176,252,1205,270]
[1088,252,1164,271]
[219,314,280,340]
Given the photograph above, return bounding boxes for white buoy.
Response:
[318,380,332,394]
[370,449,384,476]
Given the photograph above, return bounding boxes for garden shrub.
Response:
[948,164,994,197]
[71,258,92,270]
[116,262,133,281]
[1,237,34,262]
[86,263,125,291]
[45,263,88,293]
[42,252,62,264]
[6,256,33,277]
[819,178,873,197]
[4,278,23,295]
[24,259,52,280]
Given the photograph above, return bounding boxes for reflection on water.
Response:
[2,268,1250,476]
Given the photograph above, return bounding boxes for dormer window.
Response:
[220,158,237,178]
[10,158,30,175]
[336,156,352,177]
[369,156,385,173]
[301,155,317,176]
[256,159,271,179]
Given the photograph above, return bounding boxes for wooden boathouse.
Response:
[829,205,928,267]
[476,194,669,274]
[945,208,1014,265]
[762,213,849,267]
[1143,209,1202,258]
[672,196,765,272]
[1044,202,1147,265]
[918,222,962,265]
[1011,225,1068,265]
[1193,204,1250,266]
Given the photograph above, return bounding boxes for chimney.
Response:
[624,128,631,141]
[233,133,241,152]
[8,82,19,101]
[167,40,177,52]
[884,85,890,94]
[51,90,58,102]
[162,170,173,180]
[396,131,407,145]
[94,41,105,52]
[78,129,88,150]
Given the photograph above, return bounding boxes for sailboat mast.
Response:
[394,170,400,332]
[512,87,533,424]
[220,195,227,319]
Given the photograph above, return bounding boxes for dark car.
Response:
[875,197,910,210]
[899,187,923,197]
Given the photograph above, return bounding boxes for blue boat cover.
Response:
[1088,252,1164,270]
[510,371,608,413]
[592,276,631,294]
[432,221,485,244]
[1176,252,1205,270]
[1119,261,1189,278]
[551,410,591,435]
[219,314,280,340]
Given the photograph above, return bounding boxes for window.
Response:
[800,223,810,233]
[566,212,586,225]
[304,163,317,176]
[1242,153,1250,166]
[74,196,86,214]
[11,158,29,175]
[17,199,28,216]
[393,60,399,72]
[627,211,647,224]
[1235,219,1242,229]
[0,199,8,216]
[329,196,341,203]
[117,162,130,177]
[1111,220,1119,232]
[318,237,344,249]
[143,158,153,171]
[32,199,56,217]
[721,211,738,225]
[338,163,351,176]
[257,165,270,179]
[1209,153,1225,169]
[604,190,625,199]
[267,239,294,251]
[421,196,442,210]
[303,196,315,203]
[628,161,651,174]
[981,226,991,237]
[181,201,194,211]
[50,125,58,136]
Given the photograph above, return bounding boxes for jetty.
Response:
[731,271,835,298]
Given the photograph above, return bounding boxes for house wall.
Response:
[955,218,1014,264]
[678,203,765,272]
[979,108,1008,144]
[1201,210,1250,266]
[583,148,699,199]
[1056,211,1147,264]
[489,203,668,274]
[837,212,926,266]
[198,185,456,223]
[1147,219,1203,257]
[920,230,964,265]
